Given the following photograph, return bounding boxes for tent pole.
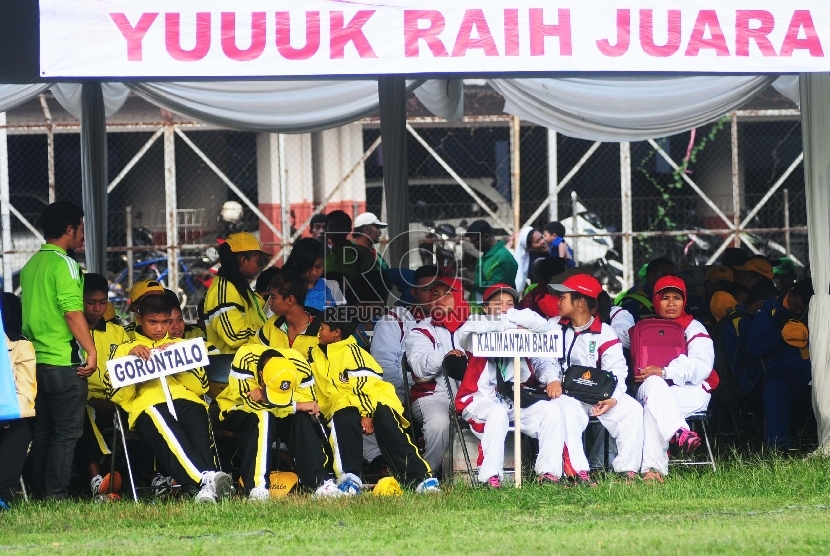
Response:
[377,76,408,270]
[731,112,741,248]
[163,115,178,293]
[0,112,11,292]
[511,116,521,245]
[620,142,633,289]
[278,133,290,263]
[548,129,557,222]
[80,83,108,274]
[799,72,830,455]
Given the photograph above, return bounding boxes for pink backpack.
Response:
[629,319,686,382]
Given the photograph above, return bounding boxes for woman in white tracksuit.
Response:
[540,274,645,478]
[634,275,715,480]
[455,284,575,488]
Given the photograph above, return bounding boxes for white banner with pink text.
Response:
[39,0,830,78]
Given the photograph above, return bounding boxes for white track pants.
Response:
[575,393,644,473]
[550,395,591,473]
[637,376,711,475]
[411,395,450,474]
[463,398,566,482]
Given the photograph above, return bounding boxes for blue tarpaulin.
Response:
[0,310,19,422]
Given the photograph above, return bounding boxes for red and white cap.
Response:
[483,283,519,302]
[548,274,602,299]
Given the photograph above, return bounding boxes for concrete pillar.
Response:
[256,132,313,249]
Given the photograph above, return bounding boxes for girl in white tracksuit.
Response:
[454,285,573,487]
[634,275,716,479]
[540,275,645,476]
[404,277,469,474]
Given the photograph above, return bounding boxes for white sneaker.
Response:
[201,471,234,500]
[415,477,440,494]
[151,474,176,497]
[90,475,103,497]
[194,484,217,504]
[249,487,270,501]
[313,479,346,499]
[337,473,363,496]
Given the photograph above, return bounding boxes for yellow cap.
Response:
[734,258,774,280]
[782,320,810,360]
[372,476,403,497]
[705,265,733,284]
[709,291,738,323]
[225,232,272,256]
[261,356,298,407]
[269,471,298,498]
[103,301,117,322]
[128,279,165,310]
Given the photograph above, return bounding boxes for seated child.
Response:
[77,273,128,498]
[544,275,644,480]
[110,294,232,503]
[310,307,439,495]
[0,293,36,510]
[123,280,166,339]
[456,284,581,488]
[164,289,208,342]
[216,344,342,499]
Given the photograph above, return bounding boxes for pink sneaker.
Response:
[574,470,597,487]
[537,473,562,485]
[676,428,702,454]
[484,475,501,489]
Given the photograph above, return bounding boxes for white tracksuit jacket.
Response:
[370,306,422,403]
[609,306,635,349]
[405,317,462,403]
[638,318,714,475]
[517,312,644,473]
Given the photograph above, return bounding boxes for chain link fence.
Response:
[0,90,808,320]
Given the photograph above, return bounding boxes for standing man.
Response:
[21,201,97,500]
[309,213,327,245]
[324,210,374,283]
[352,212,389,271]
[463,220,518,304]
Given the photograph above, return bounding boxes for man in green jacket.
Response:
[464,220,518,304]
[20,201,97,500]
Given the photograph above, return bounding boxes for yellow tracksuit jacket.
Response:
[203,277,268,354]
[254,310,322,364]
[216,344,316,419]
[310,336,405,422]
[87,319,130,401]
[110,331,208,429]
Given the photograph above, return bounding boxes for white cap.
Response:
[353,212,387,229]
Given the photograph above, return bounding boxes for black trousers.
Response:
[29,364,87,499]
[330,404,430,488]
[134,400,216,491]
[223,410,334,493]
[0,419,32,501]
[74,406,110,468]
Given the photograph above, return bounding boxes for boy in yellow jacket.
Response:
[78,273,128,499]
[311,307,438,495]
[110,294,231,503]
[216,344,342,500]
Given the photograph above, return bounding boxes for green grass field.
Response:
[2,455,830,555]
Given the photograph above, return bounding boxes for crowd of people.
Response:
[0,201,815,508]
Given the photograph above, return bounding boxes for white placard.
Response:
[39,0,830,77]
[472,329,562,358]
[107,337,208,388]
